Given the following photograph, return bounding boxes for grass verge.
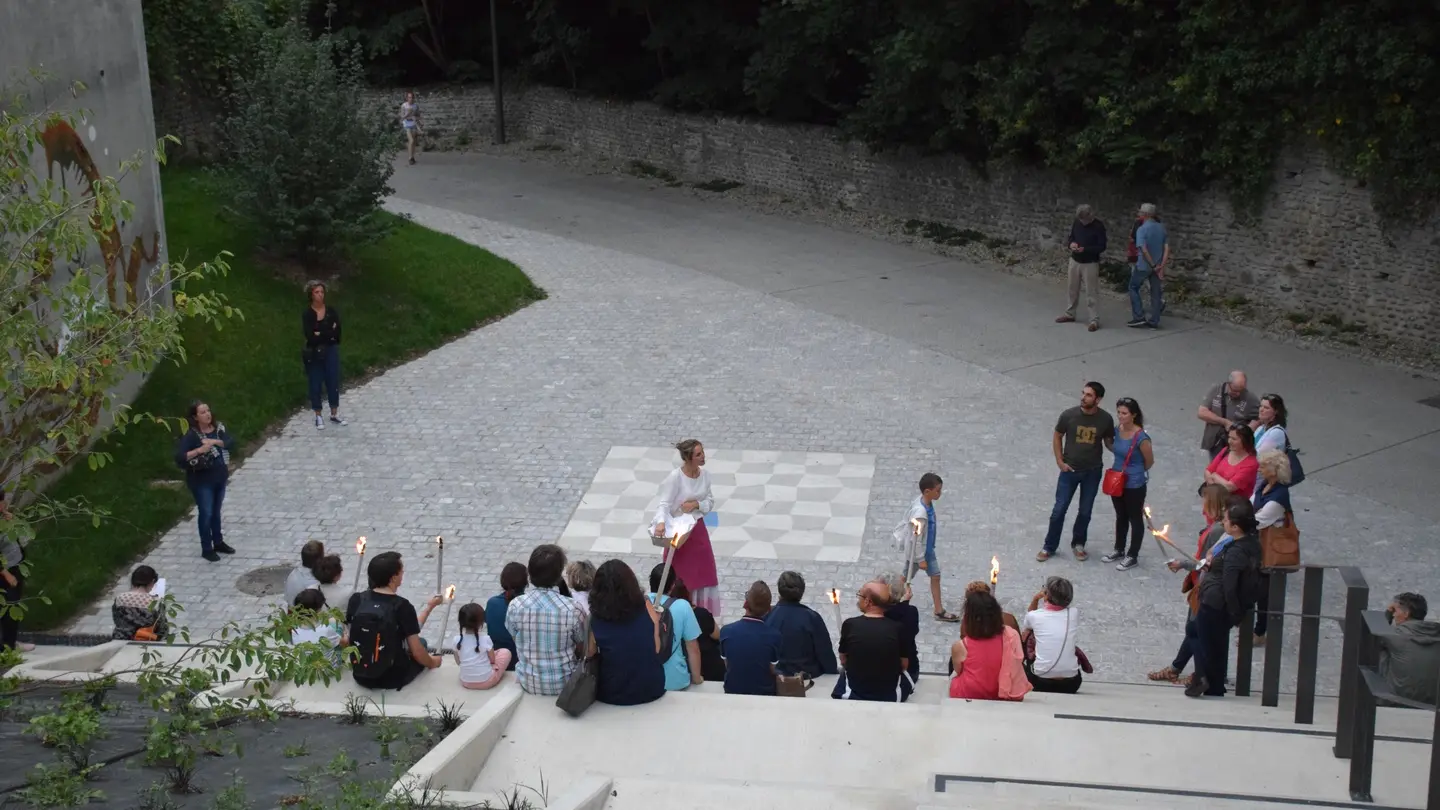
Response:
[22,170,543,630]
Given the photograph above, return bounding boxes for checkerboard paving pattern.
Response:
[559,446,876,562]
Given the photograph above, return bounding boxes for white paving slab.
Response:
[560,446,874,561]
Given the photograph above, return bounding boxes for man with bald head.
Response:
[1198,370,1262,458]
[834,580,908,702]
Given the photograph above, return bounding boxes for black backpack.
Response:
[651,594,677,664]
[349,592,404,681]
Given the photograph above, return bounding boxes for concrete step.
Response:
[603,776,912,810]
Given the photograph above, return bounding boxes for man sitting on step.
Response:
[833,580,907,702]
[1378,592,1440,707]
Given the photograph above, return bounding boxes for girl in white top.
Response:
[289,589,343,665]
[454,602,511,690]
[650,439,721,615]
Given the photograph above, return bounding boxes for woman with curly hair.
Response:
[588,560,665,706]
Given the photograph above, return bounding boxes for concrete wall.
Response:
[2,0,168,483]
[338,83,1439,349]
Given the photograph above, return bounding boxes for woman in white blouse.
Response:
[651,439,721,615]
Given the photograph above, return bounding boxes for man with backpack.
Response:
[649,563,703,690]
[342,551,444,690]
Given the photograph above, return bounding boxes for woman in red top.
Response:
[949,590,1024,700]
[1203,424,1258,499]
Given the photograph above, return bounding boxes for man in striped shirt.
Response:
[505,544,586,695]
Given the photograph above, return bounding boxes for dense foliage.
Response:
[283,0,1440,218]
[218,23,398,266]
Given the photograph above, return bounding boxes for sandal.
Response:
[934,611,960,623]
[1148,666,1180,682]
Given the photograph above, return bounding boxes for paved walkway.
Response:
[68,153,1440,693]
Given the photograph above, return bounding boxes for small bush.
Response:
[220,22,398,267]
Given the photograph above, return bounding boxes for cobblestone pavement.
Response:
[67,197,1438,695]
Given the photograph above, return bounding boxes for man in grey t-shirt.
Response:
[1197,370,1262,458]
[1038,383,1115,562]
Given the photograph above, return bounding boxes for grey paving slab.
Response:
[387,152,1440,523]
[66,184,1440,701]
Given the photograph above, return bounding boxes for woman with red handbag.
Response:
[1101,398,1153,571]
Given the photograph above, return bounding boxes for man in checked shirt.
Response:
[505,544,587,695]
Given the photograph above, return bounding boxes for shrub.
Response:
[220,22,398,267]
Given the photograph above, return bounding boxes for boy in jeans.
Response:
[907,473,957,622]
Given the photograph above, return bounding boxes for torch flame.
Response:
[1151,524,1171,542]
[989,556,1000,585]
[1144,506,1153,519]
[910,518,924,536]
[445,584,456,601]
[670,531,681,549]
[436,535,444,547]
[356,536,367,555]
[828,588,840,604]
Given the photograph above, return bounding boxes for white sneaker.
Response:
[314,414,325,430]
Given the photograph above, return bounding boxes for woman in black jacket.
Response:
[1185,499,1262,698]
[303,280,346,430]
[174,400,234,561]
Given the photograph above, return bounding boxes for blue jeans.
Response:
[1128,267,1164,325]
[188,479,226,554]
[307,345,341,412]
[1042,468,1102,553]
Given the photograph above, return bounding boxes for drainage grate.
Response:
[235,564,294,598]
[1420,394,1440,410]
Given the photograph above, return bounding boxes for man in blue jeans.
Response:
[1128,203,1170,329]
[1037,382,1115,562]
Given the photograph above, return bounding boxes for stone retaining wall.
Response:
[343,84,1439,348]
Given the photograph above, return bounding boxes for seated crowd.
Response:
[109,531,1434,712]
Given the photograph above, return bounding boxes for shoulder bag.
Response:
[185,432,216,472]
[1260,511,1301,570]
[1102,430,1143,497]
[1285,435,1306,486]
[555,616,599,717]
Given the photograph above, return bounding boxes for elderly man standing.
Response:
[1128,203,1170,329]
[1198,370,1262,459]
[834,580,907,702]
[1379,593,1440,706]
[1056,204,1107,331]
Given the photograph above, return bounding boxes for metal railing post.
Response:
[1334,567,1369,758]
[1348,621,1381,802]
[1429,706,1440,810]
[1262,569,1288,707]
[1295,566,1324,724]
[1235,607,1255,697]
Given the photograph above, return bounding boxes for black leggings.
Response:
[1111,484,1147,559]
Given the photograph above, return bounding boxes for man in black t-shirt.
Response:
[834,581,907,702]
[342,551,444,690]
[1038,382,1116,563]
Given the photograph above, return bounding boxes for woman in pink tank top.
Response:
[949,590,1027,701]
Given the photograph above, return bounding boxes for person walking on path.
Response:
[1128,203,1170,329]
[302,281,347,431]
[651,439,721,615]
[1102,398,1153,571]
[400,91,422,166]
[906,473,958,622]
[174,400,234,561]
[1038,383,1115,563]
[1197,371,1262,459]
[1055,204,1107,331]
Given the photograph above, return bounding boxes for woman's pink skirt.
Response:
[664,517,722,615]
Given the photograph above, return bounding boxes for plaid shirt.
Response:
[504,587,586,695]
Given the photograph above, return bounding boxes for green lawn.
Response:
[22,170,543,630]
